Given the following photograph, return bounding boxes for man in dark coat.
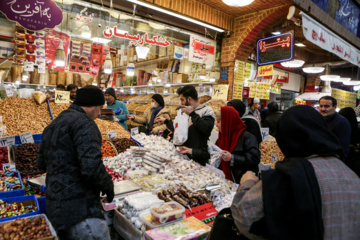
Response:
[37,85,114,239]
[262,102,282,136]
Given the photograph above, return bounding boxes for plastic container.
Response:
[0,170,25,198]
[140,210,185,230]
[150,201,185,224]
[37,196,46,214]
[0,195,39,222]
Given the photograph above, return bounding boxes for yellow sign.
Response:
[234,61,245,84]
[55,91,70,104]
[212,85,229,101]
[233,83,243,100]
[249,83,256,98]
[258,64,273,77]
[331,89,356,108]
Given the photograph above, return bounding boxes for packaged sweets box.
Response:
[145,216,211,240]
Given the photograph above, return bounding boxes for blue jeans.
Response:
[58,218,110,240]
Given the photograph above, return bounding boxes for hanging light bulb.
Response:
[126,57,135,77]
[222,0,254,7]
[199,64,207,80]
[103,52,113,74]
[54,39,66,67]
[22,70,29,81]
[82,25,92,38]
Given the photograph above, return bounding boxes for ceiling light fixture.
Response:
[320,75,340,81]
[103,52,113,74]
[222,0,254,7]
[295,42,306,47]
[126,0,224,32]
[280,59,305,68]
[343,80,360,86]
[271,31,281,35]
[334,77,351,82]
[302,67,325,73]
[54,39,66,67]
[126,57,135,77]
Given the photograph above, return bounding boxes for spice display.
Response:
[260,136,285,165]
[0,217,52,239]
[0,148,9,170]
[0,200,38,219]
[0,98,51,136]
[0,170,22,192]
[14,144,43,176]
[109,138,138,153]
[101,139,117,160]
[94,118,131,139]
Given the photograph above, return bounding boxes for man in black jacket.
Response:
[175,86,215,165]
[262,102,282,136]
[37,86,114,239]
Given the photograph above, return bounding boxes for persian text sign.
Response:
[0,0,63,31]
[258,65,273,77]
[257,33,293,65]
[189,35,216,66]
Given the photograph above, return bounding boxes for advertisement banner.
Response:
[258,64,273,77]
[302,13,360,67]
[189,35,216,66]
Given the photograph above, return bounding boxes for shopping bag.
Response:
[173,109,189,145]
[208,142,223,168]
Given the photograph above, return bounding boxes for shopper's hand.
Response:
[240,171,259,185]
[104,190,115,203]
[221,151,232,162]
[180,105,194,115]
[155,116,166,124]
[177,146,193,155]
[126,114,134,119]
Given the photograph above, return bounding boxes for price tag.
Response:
[211,85,229,101]
[55,91,70,104]
[108,130,117,140]
[271,154,277,163]
[24,61,34,72]
[20,132,35,144]
[5,87,13,97]
[261,128,269,141]
[131,127,139,136]
[0,136,15,147]
[3,163,16,171]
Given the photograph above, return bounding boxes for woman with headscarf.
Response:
[227,100,262,145]
[126,94,171,134]
[231,105,360,240]
[216,106,260,183]
[339,107,360,176]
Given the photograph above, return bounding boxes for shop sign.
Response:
[20,132,34,144]
[189,35,216,66]
[0,136,15,147]
[257,33,293,65]
[55,90,70,104]
[302,13,360,68]
[212,85,229,101]
[103,26,170,47]
[258,64,273,77]
[0,0,63,31]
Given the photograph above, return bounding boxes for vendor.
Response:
[66,84,78,102]
[105,88,129,130]
[126,94,171,135]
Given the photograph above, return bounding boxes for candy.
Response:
[0,170,22,192]
[0,200,37,219]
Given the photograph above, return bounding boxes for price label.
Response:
[271,154,277,163]
[131,127,139,136]
[211,85,229,101]
[3,163,16,171]
[55,91,70,104]
[108,130,117,140]
[261,128,269,141]
[5,87,13,97]
[24,61,34,72]
[0,136,15,147]
[20,132,35,144]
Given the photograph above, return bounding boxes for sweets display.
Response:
[150,201,185,224]
[0,200,37,219]
[101,139,117,160]
[0,98,51,136]
[109,138,138,153]
[131,175,173,193]
[0,216,52,240]
[14,144,43,176]
[0,170,22,192]
[94,118,131,139]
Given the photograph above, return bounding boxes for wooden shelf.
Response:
[118,82,218,88]
[112,56,172,72]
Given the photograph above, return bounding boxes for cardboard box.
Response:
[176,74,188,83]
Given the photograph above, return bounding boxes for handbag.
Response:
[207,208,243,240]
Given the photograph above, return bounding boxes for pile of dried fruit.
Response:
[101,139,116,160]
[109,138,138,153]
[0,217,52,239]
[14,143,43,176]
[95,119,131,139]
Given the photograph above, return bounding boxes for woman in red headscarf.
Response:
[216,106,260,183]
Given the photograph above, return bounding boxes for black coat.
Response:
[37,104,114,231]
[242,116,263,145]
[230,131,260,183]
[262,111,282,136]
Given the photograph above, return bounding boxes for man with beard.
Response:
[319,96,351,159]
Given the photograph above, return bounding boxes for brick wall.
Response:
[143,0,234,30]
[221,5,291,99]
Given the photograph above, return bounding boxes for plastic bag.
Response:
[208,141,223,168]
[173,109,189,145]
[32,91,46,104]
